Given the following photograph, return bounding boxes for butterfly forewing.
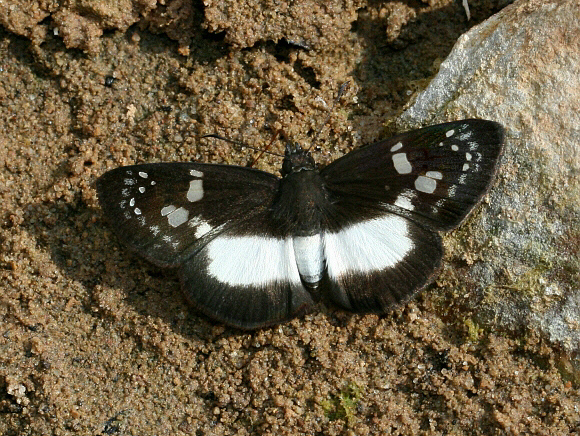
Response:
[321,120,504,231]
[97,162,280,267]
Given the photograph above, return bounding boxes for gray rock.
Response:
[399,0,580,353]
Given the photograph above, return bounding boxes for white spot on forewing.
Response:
[392,153,412,174]
[134,208,142,215]
[187,179,204,202]
[293,234,324,284]
[167,207,189,227]
[459,131,472,141]
[122,188,130,197]
[394,193,414,211]
[426,171,443,180]
[446,129,455,137]
[390,142,403,152]
[139,187,145,193]
[466,152,472,161]
[188,216,212,239]
[394,189,416,211]
[206,236,301,287]
[462,163,470,171]
[138,171,148,179]
[124,178,136,185]
[161,205,176,216]
[195,223,212,239]
[150,225,160,236]
[189,169,204,178]
[415,176,437,194]
[451,145,459,152]
[129,198,135,207]
[324,215,413,279]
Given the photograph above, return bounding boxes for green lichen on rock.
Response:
[464,318,482,343]
[320,382,363,425]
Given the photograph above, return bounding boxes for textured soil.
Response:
[1,0,579,434]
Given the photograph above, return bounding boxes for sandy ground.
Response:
[1,0,579,434]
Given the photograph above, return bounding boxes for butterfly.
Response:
[97,119,504,329]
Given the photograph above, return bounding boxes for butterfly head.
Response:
[282,142,316,176]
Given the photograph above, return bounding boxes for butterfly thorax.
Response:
[272,143,329,235]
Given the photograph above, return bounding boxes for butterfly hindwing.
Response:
[320,211,443,313]
[179,226,316,329]
[321,120,504,231]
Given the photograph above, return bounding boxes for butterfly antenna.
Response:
[202,134,284,166]
[247,130,281,167]
[307,81,350,153]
